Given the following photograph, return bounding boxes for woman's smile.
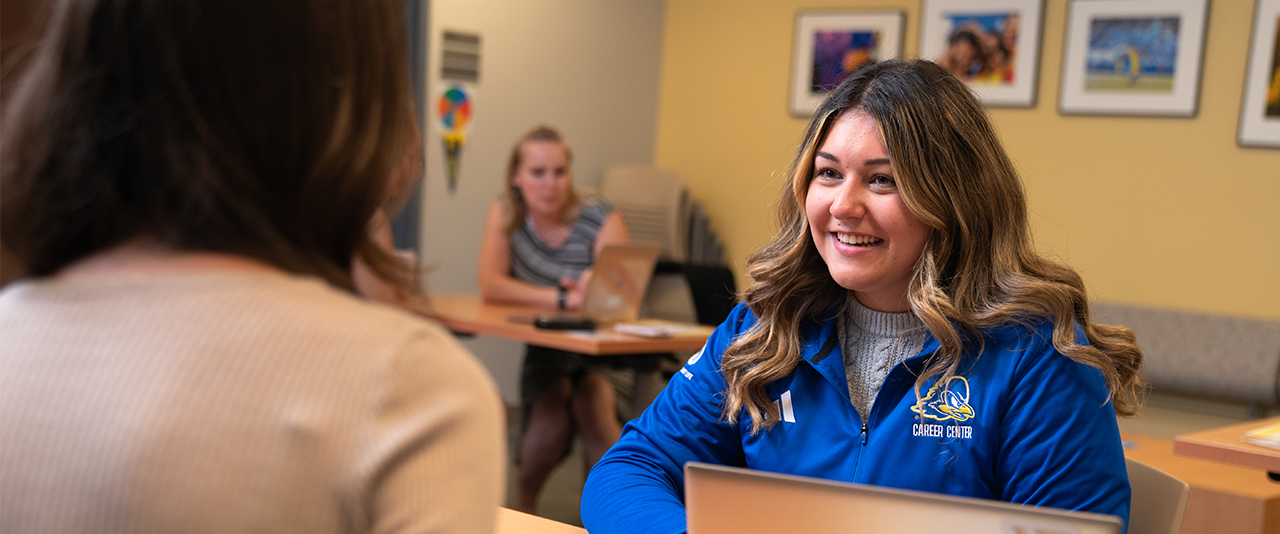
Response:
[834,232,883,247]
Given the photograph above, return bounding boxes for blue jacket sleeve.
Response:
[581,305,752,534]
[996,323,1131,531]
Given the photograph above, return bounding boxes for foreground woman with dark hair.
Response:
[0,1,503,532]
[581,59,1143,534]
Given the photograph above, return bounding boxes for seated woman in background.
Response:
[478,125,630,514]
[0,1,503,533]
[581,59,1144,533]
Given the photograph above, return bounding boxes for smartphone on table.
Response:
[533,315,597,330]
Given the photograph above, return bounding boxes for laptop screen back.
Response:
[581,243,660,325]
[684,463,1123,534]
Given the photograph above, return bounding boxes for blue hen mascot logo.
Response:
[911,376,975,422]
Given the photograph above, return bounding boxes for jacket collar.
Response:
[799,305,941,397]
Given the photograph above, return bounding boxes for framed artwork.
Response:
[920,0,1044,107]
[789,10,904,116]
[1239,0,1280,148]
[1059,0,1208,116]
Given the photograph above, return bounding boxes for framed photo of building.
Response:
[1059,0,1208,116]
[920,0,1044,107]
[789,10,904,116]
[1239,0,1280,148]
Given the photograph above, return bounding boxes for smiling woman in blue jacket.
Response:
[581,59,1145,534]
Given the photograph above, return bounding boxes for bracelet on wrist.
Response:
[557,286,567,310]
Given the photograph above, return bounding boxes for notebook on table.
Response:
[1242,420,1280,450]
[684,462,1123,534]
[530,243,660,329]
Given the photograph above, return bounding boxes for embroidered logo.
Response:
[679,347,704,380]
[911,376,975,422]
[687,348,703,366]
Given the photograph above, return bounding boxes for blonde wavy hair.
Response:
[723,60,1144,433]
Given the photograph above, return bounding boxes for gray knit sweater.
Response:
[837,297,928,421]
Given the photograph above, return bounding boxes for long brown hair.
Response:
[501,125,579,234]
[1,0,417,292]
[723,60,1144,433]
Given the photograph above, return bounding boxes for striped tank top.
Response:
[509,197,613,288]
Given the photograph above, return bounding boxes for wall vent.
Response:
[441,31,480,82]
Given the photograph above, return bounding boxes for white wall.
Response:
[421,0,666,403]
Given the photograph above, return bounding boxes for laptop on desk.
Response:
[530,243,660,329]
[684,463,1123,534]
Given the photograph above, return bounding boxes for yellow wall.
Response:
[655,0,1280,320]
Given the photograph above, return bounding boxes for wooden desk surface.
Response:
[1173,417,1280,474]
[1124,432,1280,534]
[495,507,586,534]
[1126,432,1280,499]
[427,293,713,356]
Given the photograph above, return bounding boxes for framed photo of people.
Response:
[1059,0,1209,116]
[789,10,904,116]
[919,0,1045,107]
[1239,0,1280,148]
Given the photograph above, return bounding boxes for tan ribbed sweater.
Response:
[0,271,504,534]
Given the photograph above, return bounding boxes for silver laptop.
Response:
[580,243,660,324]
[531,243,660,328]
[684,462,1123,534]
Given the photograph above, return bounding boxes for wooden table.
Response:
[427,293,715,416]
[495,507,586,534]
[1124,432,1280,534]
[427,294,713,355]
[1174,417,1280,474]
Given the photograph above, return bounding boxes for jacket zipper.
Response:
[852,411,869,482]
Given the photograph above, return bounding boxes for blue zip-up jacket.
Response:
[582,303,1130,534]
